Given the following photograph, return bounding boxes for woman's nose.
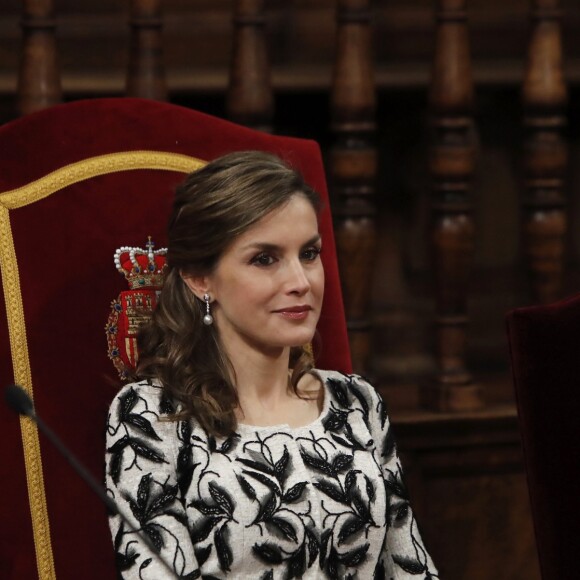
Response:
[286,259,311,294]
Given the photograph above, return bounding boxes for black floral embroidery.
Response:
[105,373,438,579]
[295,428,378,578]
[235,433,314,579]
[106,385,200,578]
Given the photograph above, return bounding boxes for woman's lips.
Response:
[274,306,312,320]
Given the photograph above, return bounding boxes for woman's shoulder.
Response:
[108,377,176,417]
[314,369,390,437]
[314,369,375,391]
[313,369,382,409]
[106,378,182,460]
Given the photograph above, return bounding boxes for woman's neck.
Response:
[220,333,291,402]
[218,334,323,428]
[234,354,291,403]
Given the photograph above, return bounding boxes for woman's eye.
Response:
[301,247,322,262]
[251,253,276,266]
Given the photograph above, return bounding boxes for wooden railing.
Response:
[12,0,572,404]
[330,0,377,374]
[127,0,167,100]
[522,0,568,305]
[423,0,482,411]
[226,0,273,131]
[17,0,61,116]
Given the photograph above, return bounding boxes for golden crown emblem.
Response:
[113,236,167,290]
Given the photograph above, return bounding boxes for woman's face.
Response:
[191,194,324,357]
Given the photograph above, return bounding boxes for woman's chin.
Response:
[286,329,317,348]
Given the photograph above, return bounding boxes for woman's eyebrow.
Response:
[304,234,322,246]
[241,234,321,252]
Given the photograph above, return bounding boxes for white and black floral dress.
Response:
[105,370,438,579]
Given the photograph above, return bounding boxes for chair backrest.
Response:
[506,294,580,580]
[0,98,351,580]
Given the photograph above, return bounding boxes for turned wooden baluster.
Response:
[421,0,483,411]
[330,0,377,375]
[522,0,568,304]
[226,0,274,132]
[17,0,62,115]
[127,0,168,100]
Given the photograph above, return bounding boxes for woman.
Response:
[105,151,438,579]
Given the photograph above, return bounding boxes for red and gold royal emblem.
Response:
[106,238,167,380]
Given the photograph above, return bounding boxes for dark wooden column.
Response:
[17,0,62,115]
[127,0,168,101]
[421,0,483,411]
[522,0,568,304]
[329,0,377,375]
[226,0,274,132]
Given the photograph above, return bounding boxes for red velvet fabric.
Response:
[506,294,580,580]
[0,98,351,579]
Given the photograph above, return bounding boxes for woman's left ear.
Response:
[181,273,210,302]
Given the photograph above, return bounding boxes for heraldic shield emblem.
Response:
[106,238,167,380]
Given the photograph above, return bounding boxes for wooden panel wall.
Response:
[397,406,540,579]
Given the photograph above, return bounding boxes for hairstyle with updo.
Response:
[135,150,321,437]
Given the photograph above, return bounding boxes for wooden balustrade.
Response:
[126,0,168,101]
[226,0,274,132]
[522,0,568,304]
[4,3,562,577]
[17,0,61,116]
[329,0,377,375]
[421,0,483,411]
[10,0,570,402]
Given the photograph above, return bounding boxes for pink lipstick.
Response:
[274,305,312,320]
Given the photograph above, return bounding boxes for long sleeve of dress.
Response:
[105,381,200,579]
[348,375,439,579]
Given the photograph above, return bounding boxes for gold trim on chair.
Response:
[0,151,207,579]
[0,206,56,580]
[0,151,206,209]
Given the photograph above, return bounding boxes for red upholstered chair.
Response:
[0,98,351,580]
[506,294,580,580]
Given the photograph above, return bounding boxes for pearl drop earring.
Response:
[203,293,213,326]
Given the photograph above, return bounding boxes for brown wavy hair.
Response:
[135,151,321,437]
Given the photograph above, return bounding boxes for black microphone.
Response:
[6,383,34,415]
[5,384,178,579]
